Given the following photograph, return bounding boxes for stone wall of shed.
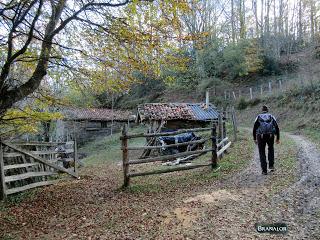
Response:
[54,120,130,145]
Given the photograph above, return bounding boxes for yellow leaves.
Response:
[0,90,64,137]
[164,75,176,85]
[1,107,63,136]
[244,41,264,74]
[66,0,194,95]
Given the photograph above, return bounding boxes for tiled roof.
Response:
[61,108,133,121]
[137,103,219,122]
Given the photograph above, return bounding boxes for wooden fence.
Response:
[0,141,79,200]
[120,119,231,187]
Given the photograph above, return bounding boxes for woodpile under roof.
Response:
[137,103,220,122]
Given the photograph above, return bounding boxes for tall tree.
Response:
[0,0,187,117]
[231,0,236,42]
[298,0,303,44]
[239,0,246,39]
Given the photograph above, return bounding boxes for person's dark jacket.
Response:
[253,112,280,141]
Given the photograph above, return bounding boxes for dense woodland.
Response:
[0,0,320,135]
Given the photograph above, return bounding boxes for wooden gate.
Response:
[0,141,79,200]
[121,120,231,187]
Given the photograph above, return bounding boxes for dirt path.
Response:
[1,133,319,240]
[161,134,320,239]
[271,134,320,239]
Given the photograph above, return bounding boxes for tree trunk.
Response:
[239,0,246,39]
[0,0,67,117]
[298,0,303,44]
[310,0,315,42]
[253,0,259,37]
[260,0,264,36]
[231,0,236,43]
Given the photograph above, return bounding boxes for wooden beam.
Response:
[6,180,59,195]
[140,119,165,159]
[0,143,6,200]
[12,142,66,146]
[217,137,229,148]
[2,142,78,178]
[5,171,57,183]
[122,125,130,187]
[218,114,223,142]
[129,148,214,165]
[232,107,238,142]
[4,163,39,170]
[4,152,23,158]
[217,142,232,157]
[74,138,78,176]
[124,138,211,150]
[121,127,214,139]
[211,123,218,169]
[129,162,213,177]
[30,151,58,155]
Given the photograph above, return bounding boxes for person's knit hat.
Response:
[262,105,268,112]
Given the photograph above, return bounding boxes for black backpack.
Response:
[257,115,275,135]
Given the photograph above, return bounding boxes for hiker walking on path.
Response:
[253,105,280,175]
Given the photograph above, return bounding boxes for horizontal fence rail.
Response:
[129,148,216,165]
[123,137,211,151]
[121,127,216,139]
[128,163,214,177]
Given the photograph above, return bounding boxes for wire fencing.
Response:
[209,70,320,102]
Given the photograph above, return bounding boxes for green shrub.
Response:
[262,55,281,75]
[237,97,248,110]
[248,98,261,107]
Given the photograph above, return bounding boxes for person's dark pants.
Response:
[257,134,274,173]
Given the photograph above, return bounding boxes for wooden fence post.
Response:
[269,82,272,93]
[211,123,218,169]
[223,111,227,140]
[232,107,238,142]
[73,139,78,178]
[0,143,6,200]
[222,111,227,154]
[232,91,236,100]
[279,80,282,91]
[218,113,223,142]
[122,125,130,187]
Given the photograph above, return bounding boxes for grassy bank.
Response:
[236,83,320,146]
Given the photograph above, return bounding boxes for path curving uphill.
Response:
[160,133,320,239]
[270,134,320,239]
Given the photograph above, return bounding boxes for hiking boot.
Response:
[262,171,268,175]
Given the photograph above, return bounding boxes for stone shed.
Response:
[54,108,135,144]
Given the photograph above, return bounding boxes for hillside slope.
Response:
[236,83,320,144]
